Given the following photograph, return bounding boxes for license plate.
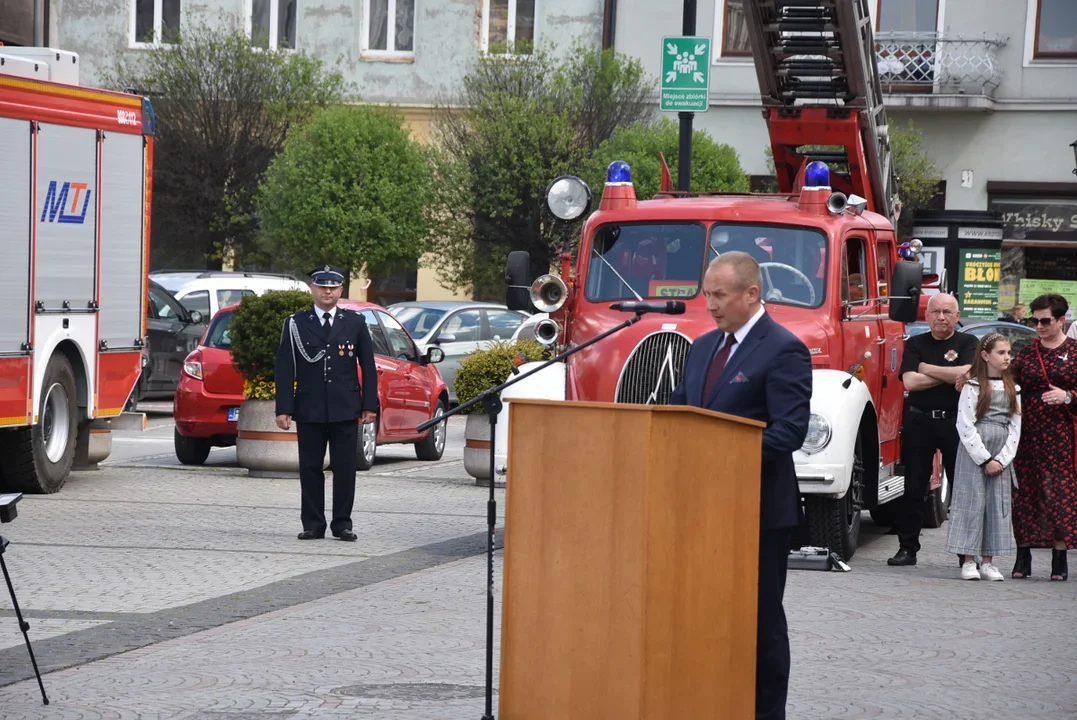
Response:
[227,407,240,422]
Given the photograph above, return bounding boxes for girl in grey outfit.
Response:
[946,333,1022,581]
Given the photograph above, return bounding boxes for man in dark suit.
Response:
[274,265,379,541]
[669,251,812,720]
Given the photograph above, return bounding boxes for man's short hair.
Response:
[709,251,763,293]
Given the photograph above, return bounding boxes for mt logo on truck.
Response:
[40,180,92,224]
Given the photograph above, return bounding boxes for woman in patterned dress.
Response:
[1009,293,1077,581]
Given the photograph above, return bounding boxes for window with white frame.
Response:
[482,0,536,54]
[364,0,416,55]
[132,0,181,45]
[248,0,297,50]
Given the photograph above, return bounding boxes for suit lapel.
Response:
[305,307,329,344]
[704,312,772,407]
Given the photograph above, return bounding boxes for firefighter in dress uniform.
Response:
[274,265,379,541]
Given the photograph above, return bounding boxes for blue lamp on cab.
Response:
[607,160,632,185]
[803,160,830,188]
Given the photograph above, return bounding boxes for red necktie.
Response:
[702,334,737,403]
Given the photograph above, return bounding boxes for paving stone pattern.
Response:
[0,438,1075,718]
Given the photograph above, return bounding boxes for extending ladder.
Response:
[743,0,899,224]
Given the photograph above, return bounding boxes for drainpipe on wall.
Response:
[33,0,45,45]
[602,0,616,50]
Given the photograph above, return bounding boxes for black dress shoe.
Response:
[334,529,358,542]
[297,530,325,540]
[887,549,917,566]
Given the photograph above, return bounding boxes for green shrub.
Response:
[453,339,547,414]
[229,289,314,399]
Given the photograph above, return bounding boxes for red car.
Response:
[173,300,450,468]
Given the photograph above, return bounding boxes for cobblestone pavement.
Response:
[0,411,1074,717]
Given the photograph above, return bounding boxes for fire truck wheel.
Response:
[0,354,79,494]
[921,467,950,529]
[414,400,447,461]
[174,429,211,466]
[804,431,864,561]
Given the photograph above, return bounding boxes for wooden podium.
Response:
[499,399,765,719]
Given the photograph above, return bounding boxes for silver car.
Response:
[388,301,530,404]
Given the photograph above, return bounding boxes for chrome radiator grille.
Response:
[615,332,692,405]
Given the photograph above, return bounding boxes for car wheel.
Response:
[174,428,211,466]
[805,430,864,561]
[414,400,447,461]
[356,417,378,471]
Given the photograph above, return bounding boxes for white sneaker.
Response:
[961,561,981,580]
[980,563,1004,581]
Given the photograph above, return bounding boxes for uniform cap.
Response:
[310,265,345,287]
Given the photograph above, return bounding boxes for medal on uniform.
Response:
[347,341,354,357]
[338,343,344,356]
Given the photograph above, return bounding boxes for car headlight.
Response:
[801,413,832,454]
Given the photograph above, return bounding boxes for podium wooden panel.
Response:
[500,399,765,720]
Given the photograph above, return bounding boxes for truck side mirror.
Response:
[888,261,924,323]
[505,251,532,311]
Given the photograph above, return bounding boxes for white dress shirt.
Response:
[725,304,766,360]
[317,305,337,327]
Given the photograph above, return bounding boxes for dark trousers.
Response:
[296,420,358,535]
[756,527,794,720]
[896,410,959,554]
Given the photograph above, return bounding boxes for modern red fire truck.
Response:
[498,0,933,560]
[0,48,153,493]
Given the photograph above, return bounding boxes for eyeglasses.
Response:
[927,309,958,317]
[1029,317,1057,327]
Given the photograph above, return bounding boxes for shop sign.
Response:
[957,248,1001,321]
[911,226,949,239]
[989,197,1077,242]
[957,227,1003,241]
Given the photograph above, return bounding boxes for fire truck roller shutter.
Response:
[0,118,32,354]
[98,132,146,350]
[35,124,97,311]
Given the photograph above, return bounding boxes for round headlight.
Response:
[546,176,592,221]
[801,413,832,454]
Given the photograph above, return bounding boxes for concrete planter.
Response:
[236,399,327,478]
[464,412,503,487]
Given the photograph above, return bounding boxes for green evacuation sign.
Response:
[660,36,711,112]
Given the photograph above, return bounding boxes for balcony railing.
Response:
[875,32,1008,96]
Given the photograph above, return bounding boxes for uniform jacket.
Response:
[669,311,812,530]
[274,306,379,424]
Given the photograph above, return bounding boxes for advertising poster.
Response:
[1018,278,1077,321]
[957,248,1001,321]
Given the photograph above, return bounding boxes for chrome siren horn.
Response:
[533,318,560,346]
[827,192,848,214]
[529,274,569,313]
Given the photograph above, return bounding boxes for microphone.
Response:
[609,300,687,315]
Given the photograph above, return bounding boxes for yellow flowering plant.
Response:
[229,290,316,400]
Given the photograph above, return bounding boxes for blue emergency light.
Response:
[607,160,632,185]
[803,161,830,188]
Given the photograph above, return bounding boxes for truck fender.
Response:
[32,321,93,417]
[794,369,875,497]
[494,361,567,476]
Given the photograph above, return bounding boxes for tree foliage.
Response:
[426,45,658,299]
[582,119,749,200]
[102,20,349,270]
[256,105,434,283]
[229,289,314,392]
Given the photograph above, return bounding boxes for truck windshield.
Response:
[710,223,827,308]
[584,222,707,302]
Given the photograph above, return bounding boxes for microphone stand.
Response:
[416,310,647,720]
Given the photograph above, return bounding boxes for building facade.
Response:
[613,0,1077,319]
[38,0,604,303]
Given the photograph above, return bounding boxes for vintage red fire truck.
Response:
[0,48,153,493]
[497,0,935,560]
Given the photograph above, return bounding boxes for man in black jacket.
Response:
[274,265,379,541]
